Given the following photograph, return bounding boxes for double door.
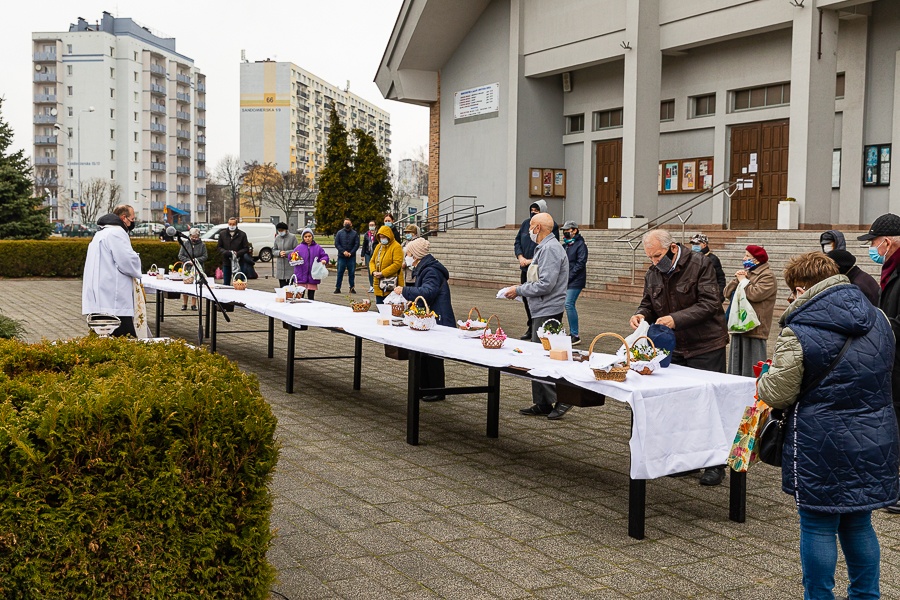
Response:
[729,120,789,230]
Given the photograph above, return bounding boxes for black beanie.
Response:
[827,249,855,274]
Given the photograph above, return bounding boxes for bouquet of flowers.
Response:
[403,296,439,331]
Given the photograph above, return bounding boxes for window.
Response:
[67,86,73,96]
[134,132,139,142]
[732,83,790,111]
[593,108,623,130]
[134,172,139,181]
[134,112,138,122]
[67,44,72,54]
[134,152,138,162]
[110,88,115,98]
[110,47,114,57]
[67,128,73,138]
[134,91,138,102]
[660,100,675,122]
[110,150,115,159]
[110,68,115,78]
[692,94,716,117]
[836,73,845,99]
[110,109,115,119]
[110,171,115,179]
[67,148,73,159]
[134,71,138,82]
[69,168,73,177]
[67,65,72,75]
[68,107,73,117]
[566,114,584,134]
[110,129,115,140]
[133,51,138,61]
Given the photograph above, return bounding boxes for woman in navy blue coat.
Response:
[392,238,455,402]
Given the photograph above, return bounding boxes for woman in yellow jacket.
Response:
[369,225,404,304]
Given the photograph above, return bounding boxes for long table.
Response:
[142,276,756,539]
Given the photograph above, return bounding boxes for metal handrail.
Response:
[421,204,483,235]
[394,195,477,228]
[615,180,740,283]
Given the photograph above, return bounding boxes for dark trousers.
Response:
[670,347,727,374]
[336,256,356,290]
[306,290,316,301]
[222,261,234,286]
[520,269,532,334]
[111,316,137,338]
[278,278,289,288]
[531,313,564,410]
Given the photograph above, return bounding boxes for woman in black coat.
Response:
[392,238,455,402]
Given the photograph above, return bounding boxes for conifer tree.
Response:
[0,99,52,239]
[314,107,353,234]
[348,129,392,229]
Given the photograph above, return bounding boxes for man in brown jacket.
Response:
[630,229,730,485]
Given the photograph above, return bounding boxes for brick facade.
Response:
[427,73,440,232]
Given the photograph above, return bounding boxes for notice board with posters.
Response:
[529,168,566,198]
[658,157,714,193]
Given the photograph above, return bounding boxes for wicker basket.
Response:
[404,295,436,331]
[284,274,302,301]
[147,263,159,276]
[232,272,248,291]
[351,299,372,312]
[182,262,195,285]
[168,261,184,280]
[587,333,631,382]
[480,315,506,349]
[459,307,488,337]
[391,301,407,317]
[537,318,563,350]
[629,335,658,375]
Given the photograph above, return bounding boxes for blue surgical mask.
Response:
[380,238,389,245]
[404,233,412,241]
[870,246,885,264]
[742,259,757,270]
[691,245,702,253]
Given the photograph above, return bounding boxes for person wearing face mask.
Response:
[819,229,846,254]
[723,245,777,377]
[826,248,879,306]
[369,224,404,304]
[858,212,900,515]
[382,213,401,246]
[333,218,360,294]
[689,233,726,301]
[361,220,378,293]
[291,228,330,300]
[513,199,561,340]
[402,224,420,285]
[177,228,208,311]
[561,220,588,348]
[392,238,455,402]
[630,229,729,486]
[273,222,298,288]
[82,205,146,338]
[216,217,250,286]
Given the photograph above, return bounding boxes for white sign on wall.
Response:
[454,83,500,120]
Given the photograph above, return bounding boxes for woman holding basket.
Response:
[392,238,454,402]
[291,228,329,301]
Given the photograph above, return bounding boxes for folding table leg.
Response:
[159,292,165,323]
[154,290,162,337]
[210,304,217,353]
[204,299,210,338]
[406,350,421,446]
[267,317,274,358]
[286,325,296,394]
[486,368,500,438]
[353,336,362,391]
[628,478,646,540]
[729,469,747,523]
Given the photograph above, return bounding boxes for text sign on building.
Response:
[454,83,500,120]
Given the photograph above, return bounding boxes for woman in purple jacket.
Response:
[291,228,329,300]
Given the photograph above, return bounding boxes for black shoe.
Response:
[191,305,198,311]
[519,332,532,340]
[421,395,445,402]
[571,335,581,346]
[181,305,188,311]
[350,287,356,294]
[333,289,341,294]
[884,501,900,514]
[519,404,552,416]
[699,466,726,486]
[547,403,572,420]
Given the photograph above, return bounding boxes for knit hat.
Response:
[690,233,708,245]
[406,237,430,260]
[746,245,768,263]
[827,249,856,274]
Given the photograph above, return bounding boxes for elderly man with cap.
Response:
[394,238,455,402]
[561,220,588,347]
[723,245,777,377]
[690,233,726,300]
[859,213,900,514]
[513,199,560,339]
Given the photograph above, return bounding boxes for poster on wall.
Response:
[664,162,678,192]
[529,168,566,197]
[542,169,553,197]
[553,170,567,197]
[682,161,696,191]
[698,159,713,190]
[864,144,891,186]
[832,149,841,188]
[864,146,880,185]
[453,83,500,120]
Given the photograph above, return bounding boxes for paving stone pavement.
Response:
[2,276,900,599]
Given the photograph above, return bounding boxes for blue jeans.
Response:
[335,255,356,290]
[798,508,880,600]
[565,288,582,336]
[363,254,373,287]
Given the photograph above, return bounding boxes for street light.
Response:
[77,107,95,224]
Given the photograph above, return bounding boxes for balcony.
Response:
[176,186,190,194]
[35,135,58,145]
[150,83,166,96]
[33,114,57,124]
[176,129,190,140]
[197,152,206,162]
[176,110,190,121]
[33,51,57,62]
[176,203,190,212]
[297,129,309,138]
[197,101,206,111]
[150,201,165,210]
[34,94,57,104]
[197,188,206,196]
[35,156,58,165]
[197,136,206,145]
[151,162,166,172]
[177,166,190,175]
[42,197,59,207]
[150,122,166,133]
[150,103,166,115]
[196,170,206,179]
[150,63,166,76]
[34,73,58,83]
[298,104,309,113]
[35,176,58,187]
[196,203,207,212]
[176,92,191,103]
[298,91,309,100]
[197,118,206,127]
[150,181,166,191]
[150,142,166,152]
[176,148,191,158]
[197,83,206,93]
[176,73,191,85]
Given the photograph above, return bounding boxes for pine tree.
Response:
[314,107,353,235]
[348,129,392,229]
[0,98,52,240]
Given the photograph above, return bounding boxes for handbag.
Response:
[758,335,854,467]
[379,276,398,291]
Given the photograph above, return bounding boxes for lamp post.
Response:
[76,107,95,224]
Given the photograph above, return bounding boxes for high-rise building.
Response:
[32,12,208,225]
[240,59,391,193]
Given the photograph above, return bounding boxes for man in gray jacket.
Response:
[505,212,571,419]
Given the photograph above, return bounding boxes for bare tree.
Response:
[240,161,280,219]
[105,180,122,215]
[80,178,108,224]
[262,170,318,224]
[214,154,242,219]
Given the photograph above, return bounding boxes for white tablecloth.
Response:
[142,276,756,478]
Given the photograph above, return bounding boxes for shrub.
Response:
[0,337,279,598]
[0,239,222,277]
[0,311,25,340]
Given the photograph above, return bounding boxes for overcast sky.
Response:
[2,1,428,172]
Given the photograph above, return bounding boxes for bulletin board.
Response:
[863,144,891,186]
[529,167,567,198]
[658,157,714,194]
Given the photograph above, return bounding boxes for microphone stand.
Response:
[177,234,230,346]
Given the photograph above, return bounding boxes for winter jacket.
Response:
[699,247,726,300]
[513,199,560,270]
[291,238,329,285]
[177,238,208,268]
[564,233,588,290]
[334,227,360,256]
[369,225,404,298]
[273,232,299,280]
[82,213,143,317]
[516,234,568,318]
[879,261,900,409]
[217,227,250,258]
[361,230,377,258]
[635,244,728,359]
[400,254,455,327]
[723,261,777,340]
[845,266,879,306]
[757,275,899,512]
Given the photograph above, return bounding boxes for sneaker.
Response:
[181,305,188,311]
[368,286,375,293]
[519,404,552,416]
[547,403,572,420]
[571,335,581,346]
[191,306,198,311]
[350,287,356,294]
[699,466,726,486]
[333,289,341,294]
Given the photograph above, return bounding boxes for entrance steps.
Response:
[428,228,878,309]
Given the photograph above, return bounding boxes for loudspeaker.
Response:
[562,72,572,93]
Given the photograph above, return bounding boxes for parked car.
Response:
[201,222,277,262]
[130,223,165,237]
[61,223,97,237]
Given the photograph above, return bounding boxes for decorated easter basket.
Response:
[588,332,631,382]
[403,295,437,331]
[458,307,489,338]
[284,274,304,302]
[147,263,159,276]
[168,261,184,281]
[391,301,408,317]
[537,318,564,350]
[351,298,372,312]
[480,314,507,349]
[182,262,195,285]
[628,335,665,375]
[232,271,248,291]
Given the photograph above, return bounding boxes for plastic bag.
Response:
[310,260,329,280]
[727,279,760,333]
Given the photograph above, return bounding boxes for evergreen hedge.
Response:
[0,337,279,598]
[0,239,222,277]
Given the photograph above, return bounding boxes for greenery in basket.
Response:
[404,304,438,320]
[0,336,279,598]
[629,344,670,362]
[540,320,564,335]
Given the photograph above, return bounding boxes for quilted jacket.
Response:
[757,275,900,512]
[400,254,455,327]
[723,261,778,340]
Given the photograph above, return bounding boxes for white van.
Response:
[201,223,278,262]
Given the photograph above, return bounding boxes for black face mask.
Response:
[655,247,676,273]
[343,223,351,230]
[563,232,573,240]
[126,219,136,232]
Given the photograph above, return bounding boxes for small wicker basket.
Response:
[168,261,184,280]
[458,307,488,337]
[537,318,562,350]
[232,272,248,291]
[629,335,658,375]
[404,295,436,331]
[391,301,407,317]
[182,262,195,285]
[480,314,506,349]
[587,333,631,382]
[351,299,371,312]
[147,263,159,276]
[284,274,301,301]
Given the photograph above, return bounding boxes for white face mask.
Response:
[405,256,415,268]
[228,225,236,231]
[369,225,376,231]
[528,228,539,244]
[822,243,834,253]
[380,238,389,245]
[278,231,286,237]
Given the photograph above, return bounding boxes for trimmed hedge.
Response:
[0,337,278,598]
[0,239,222,277]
